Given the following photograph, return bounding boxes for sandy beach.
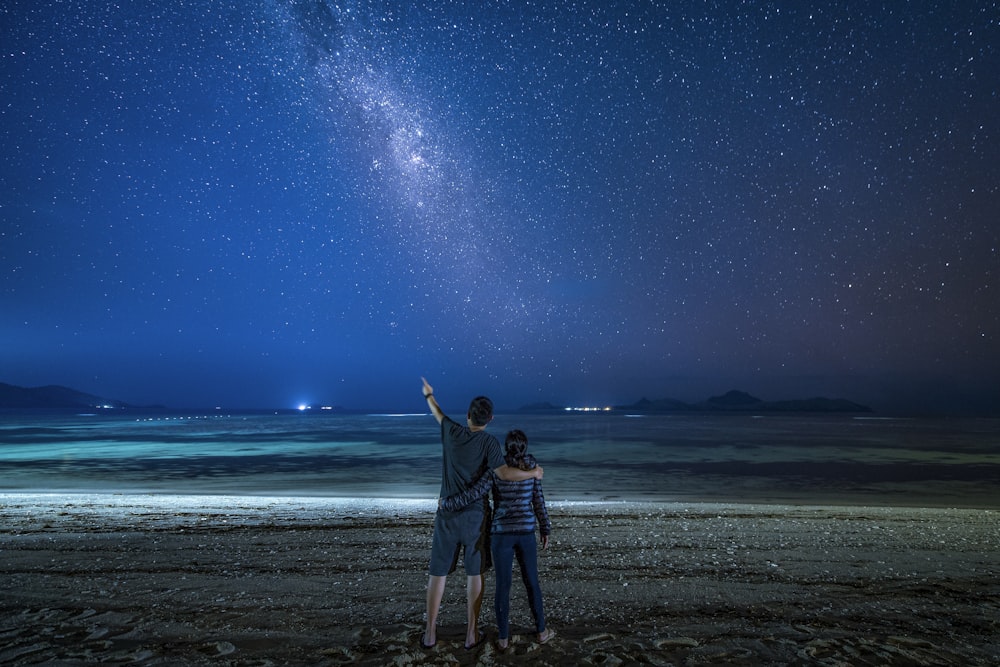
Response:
[1,494,997,666]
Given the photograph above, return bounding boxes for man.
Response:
[420,377,542,650]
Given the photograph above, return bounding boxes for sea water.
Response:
[1,411,998,508]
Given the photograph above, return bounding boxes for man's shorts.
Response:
[429,507,491,577]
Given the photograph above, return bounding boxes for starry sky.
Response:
[2,1,998,414]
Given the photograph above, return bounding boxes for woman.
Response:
[440,429,555,649]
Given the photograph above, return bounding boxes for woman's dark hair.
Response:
[504,429,528,465]
[467,396,494,427]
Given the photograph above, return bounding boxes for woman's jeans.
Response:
[491,531,545,639]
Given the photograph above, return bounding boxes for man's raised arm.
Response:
[421,377,445,424]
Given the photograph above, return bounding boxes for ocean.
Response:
[1,410,998,508]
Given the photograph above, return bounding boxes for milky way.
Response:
[1,1,997,411]
[271,1,567,362]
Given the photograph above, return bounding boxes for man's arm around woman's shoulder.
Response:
[495,454,543,481]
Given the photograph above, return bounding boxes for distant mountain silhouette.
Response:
[698,389,871,413]
[0,382,132,409]
[629,397,695,411]
[518,389,872,414]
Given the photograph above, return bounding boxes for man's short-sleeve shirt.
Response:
[439,415,504,501]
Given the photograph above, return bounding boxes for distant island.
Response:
[0,382,139,410]
[518,390,872,414]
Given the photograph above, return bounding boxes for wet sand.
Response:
[1,494,998,665]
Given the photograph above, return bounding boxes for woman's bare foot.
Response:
[497,637,509,651]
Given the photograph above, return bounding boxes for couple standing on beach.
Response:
[419,377,554,652]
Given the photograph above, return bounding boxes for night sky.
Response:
[2,1,998,414]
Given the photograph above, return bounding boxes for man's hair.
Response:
[467,396,494,427]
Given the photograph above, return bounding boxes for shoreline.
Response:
[2,494,998,665]
[4,490,996,524]
[3,486,999,511]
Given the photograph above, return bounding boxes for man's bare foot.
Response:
[464,630,486,650]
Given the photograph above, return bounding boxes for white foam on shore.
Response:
[0,492,438,526]
[2,491,990,519]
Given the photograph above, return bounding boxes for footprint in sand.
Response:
[318,646,357,664]
[353,626,381,642]
[199,641,236,656]
[655,637,699,649]
[67,609,99,622]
